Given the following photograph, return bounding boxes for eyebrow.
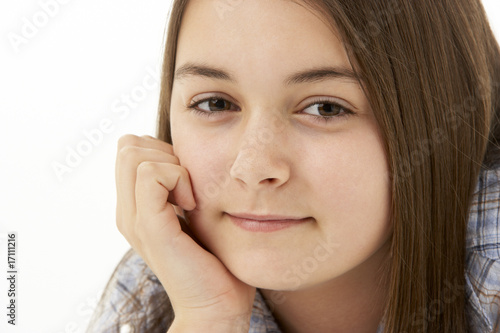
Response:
[174,62,361,85]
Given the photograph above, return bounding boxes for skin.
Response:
[166,0,393,331]
[116,0,393,332]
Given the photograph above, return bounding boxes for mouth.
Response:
[226,212,312,232]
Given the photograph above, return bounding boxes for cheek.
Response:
[307,131,392,253]
[320,152,389,217]
[317,125,389,202]
[172,128,232,208]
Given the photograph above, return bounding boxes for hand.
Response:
[115,134,255,332]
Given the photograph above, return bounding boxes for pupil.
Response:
[210,99,227,111]
[319,103,339,116]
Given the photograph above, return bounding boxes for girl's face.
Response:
[170,0,392,290]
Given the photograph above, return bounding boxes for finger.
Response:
[133,162,196,259]
[115,144,180,243]
[174,205,185,218]
[116,145,179,217]
[135,162,196,216]
[117,134,174,155]
[139,134,175,154]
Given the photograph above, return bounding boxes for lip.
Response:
[226,213,311,232]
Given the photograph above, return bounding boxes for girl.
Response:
[88,0,500,332]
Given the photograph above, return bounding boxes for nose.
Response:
[229,119,290,189]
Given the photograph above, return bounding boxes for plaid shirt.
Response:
[88,167,500,332]
[464,167,500,332]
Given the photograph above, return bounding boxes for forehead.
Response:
[175,0,352,78]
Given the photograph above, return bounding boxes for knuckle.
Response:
[170,154,180,165]
[117,134,140,150]
[137,161,157,175]
[179,165,189,178]
[117,145,140,164]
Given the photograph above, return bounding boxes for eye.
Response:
[302,100,352,118]
[188,96,239,113]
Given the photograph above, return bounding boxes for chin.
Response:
[215,248,318,291]
[232,267,300,291]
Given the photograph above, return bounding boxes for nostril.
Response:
[260,177,278,185]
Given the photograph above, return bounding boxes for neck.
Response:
[260,240,391,333]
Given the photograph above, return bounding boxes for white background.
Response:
[0,1,499,332]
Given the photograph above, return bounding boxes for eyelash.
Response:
[187,94,239,118]
[300,98,355,123]
[187,95,355,123]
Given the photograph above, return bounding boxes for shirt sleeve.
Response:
[86,249,173,333]
[466,167,500,333]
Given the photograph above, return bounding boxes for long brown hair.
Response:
[90,0,500,332]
